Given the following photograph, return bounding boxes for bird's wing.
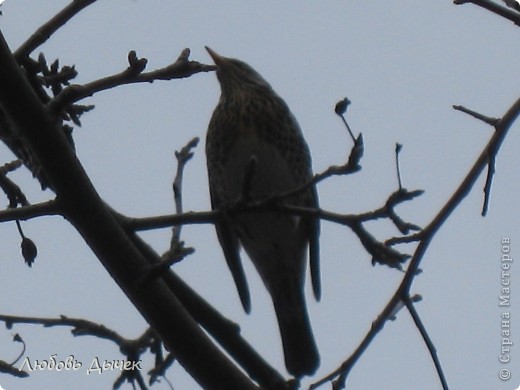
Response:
[308,184,321,301]
[210,189,251,313]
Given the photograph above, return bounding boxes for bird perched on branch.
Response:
[205,47,320,377]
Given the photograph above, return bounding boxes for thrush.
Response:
[205,47,320,377]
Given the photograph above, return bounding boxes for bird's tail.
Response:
[271,282,320,377]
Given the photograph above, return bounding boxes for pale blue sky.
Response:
[1,1,519,389]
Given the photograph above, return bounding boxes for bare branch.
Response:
[127,232,288,389]
[170,137,199,245]
[0,163,29,208]
[453,104,499,125]
[0,360,28,378]
[454,0,520,25]
[0,29,258,390]
[405,297,449,390]
[395,143,403,190]
[334,97,356,143]
[0,314,127,344]
[0,314,164,388]
[481,155,495,216]
[312,95,520,390]
[0,200,61,223]
[48,49,216,114]
[123,209,219,231]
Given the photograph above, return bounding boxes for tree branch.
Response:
[311,95,520,389]
[0,30,258,390]
[126,231,288,389]
[48,49,215,114]
[171,137,199,242]
[0,200,60,223]
[454,0,520,25]
[404,298,449,390]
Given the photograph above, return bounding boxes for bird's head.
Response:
[205,46,272,95]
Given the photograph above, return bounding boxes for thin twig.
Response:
[123,187,420,237]
[0,171,29,208]
[171,137,199,244]
[310,292,401,390]
[0,314,126,344]
[405,297,449,390]
[481,155,495,216]
[334,97,356,143]
[0,314,159,388]
[125,185,418,270]
[121,150,364,232]
[9,334,26,367]
[395,143,403,190]
[311,96,520,390]
[453,104,499,125]
[48,49,215,114]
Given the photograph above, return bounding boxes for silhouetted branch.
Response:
[49,49,215,114]
[150,137,200,275]
[453,104,499,125]
[0,333,28,378]
[454,0,520,25]
[0,28,258,390]
[126,232,288,389]
[124,157,420,270]
[311,95,520,390]
[0,360,28,378]
[0,314,127,344]
[0,160,29,207]
[405,297,449,390]
[0,200,60,223]
[171,137,199,243]
[0,314,164,388]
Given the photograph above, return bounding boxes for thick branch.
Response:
[0,31,257,390]
[128,232,287,389]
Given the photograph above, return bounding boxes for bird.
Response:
[205,46,320,377]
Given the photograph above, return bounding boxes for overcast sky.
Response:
[1,1,519,389]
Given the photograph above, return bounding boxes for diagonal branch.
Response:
[404,298,449,390]
[0,30,258,390]
[454,0,520,25]
[312,96,520,389]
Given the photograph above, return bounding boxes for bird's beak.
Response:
[205,46,224,66]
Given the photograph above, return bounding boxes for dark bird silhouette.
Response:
[205,47,320,377]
